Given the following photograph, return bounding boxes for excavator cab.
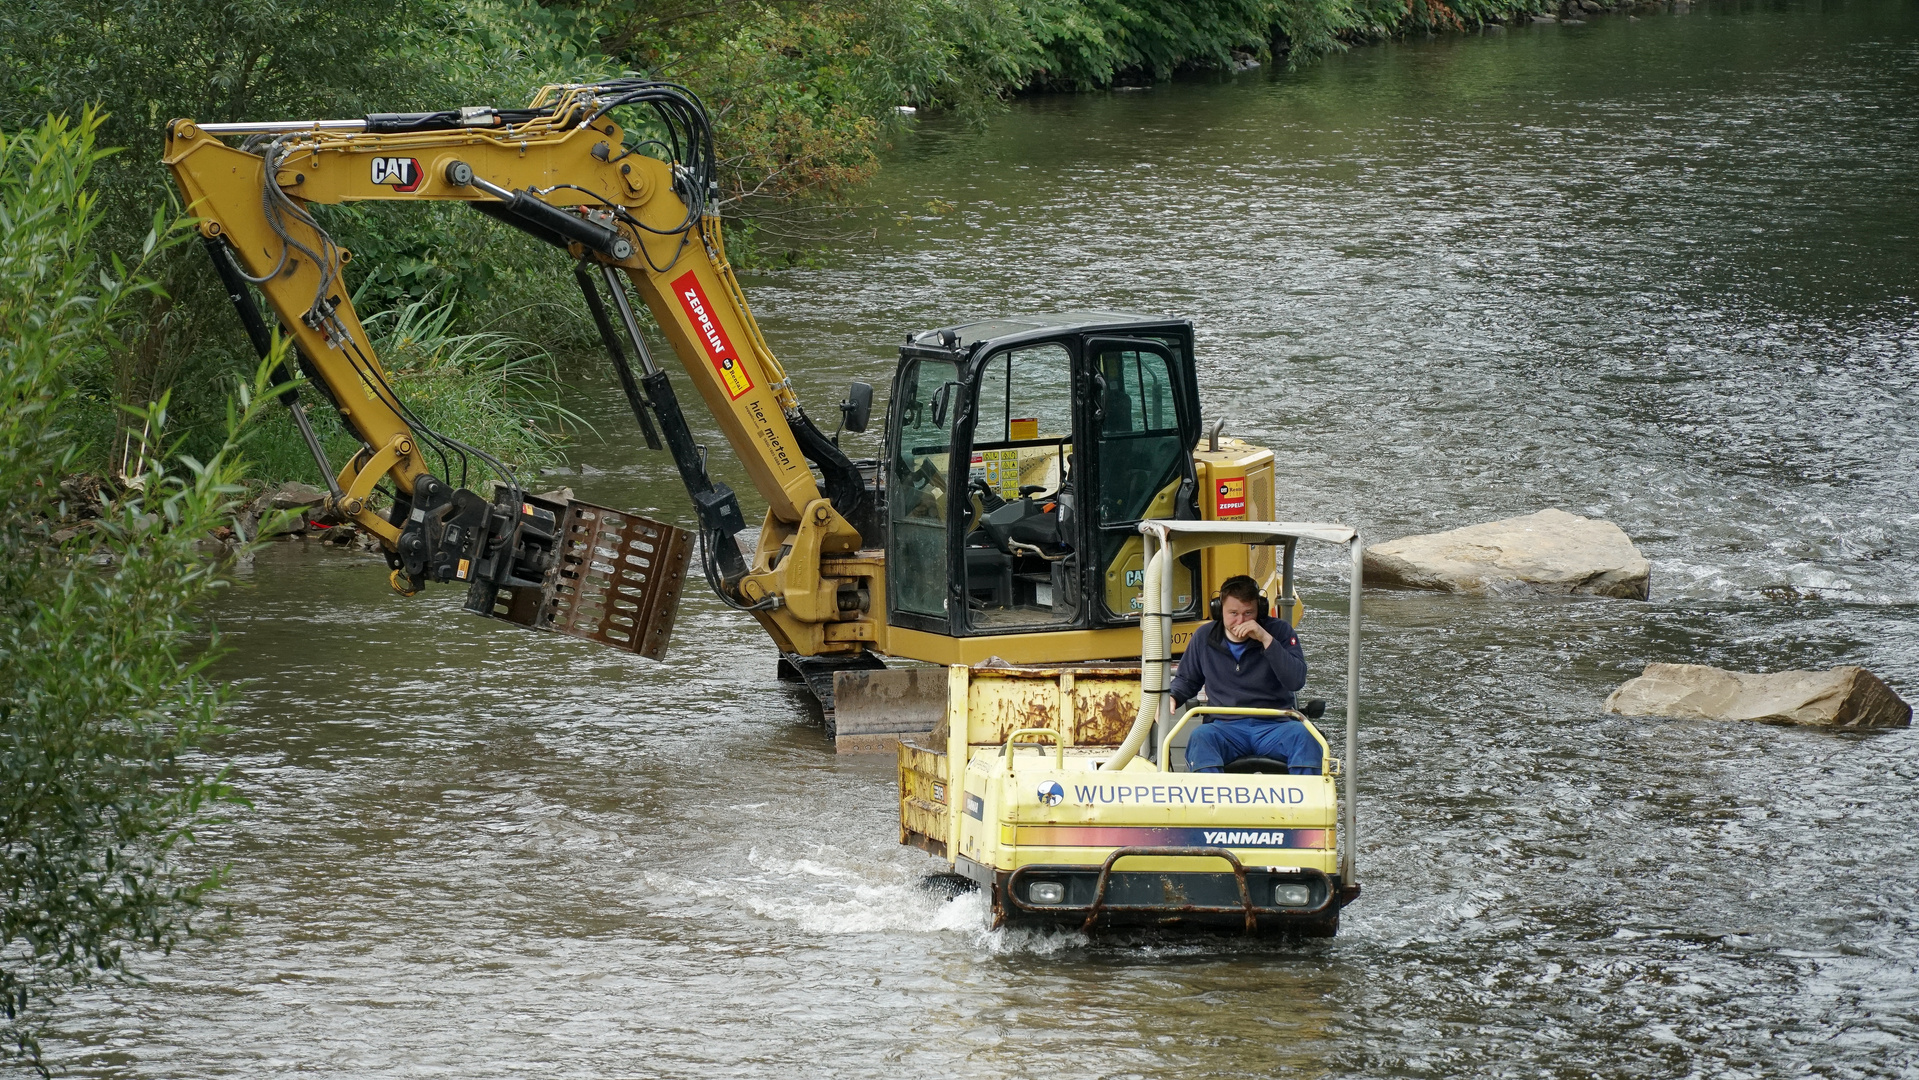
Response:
[885,314,1206,643]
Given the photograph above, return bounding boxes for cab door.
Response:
[956,340,1082,634]
[1083,337,1199,623]
[884,353,961,632]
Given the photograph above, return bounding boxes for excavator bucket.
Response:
[484,494,693,660]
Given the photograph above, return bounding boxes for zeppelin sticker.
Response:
[370,156,424,192]
[672,270,754,400]
[1215,477,1246,518]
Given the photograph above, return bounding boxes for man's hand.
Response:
[1224,619,1273,648]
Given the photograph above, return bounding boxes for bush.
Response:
[0,0,605,477]
[0,111,271,1072]
[358,298,579,488]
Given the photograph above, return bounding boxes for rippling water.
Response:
[54,3,1919,1076]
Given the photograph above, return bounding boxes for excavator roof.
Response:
[904,311,1191,354]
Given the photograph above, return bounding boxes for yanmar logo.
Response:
[671,270,753,399]
[1204,830,1286,846]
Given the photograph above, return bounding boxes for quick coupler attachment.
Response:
[394,475,497,588]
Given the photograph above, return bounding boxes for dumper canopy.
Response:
[1122,518,1364,885]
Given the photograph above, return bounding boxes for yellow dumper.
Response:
[898,520,1365,935]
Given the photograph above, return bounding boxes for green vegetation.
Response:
[0,111,276,1071]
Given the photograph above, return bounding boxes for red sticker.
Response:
[1214,477,1247,518]
[671,271,754,400]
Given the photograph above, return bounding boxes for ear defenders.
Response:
[1208,592,1271,623]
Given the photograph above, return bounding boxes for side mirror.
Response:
[930,380,956,429]
[1303,699,1326,720]
[840,381,873,433]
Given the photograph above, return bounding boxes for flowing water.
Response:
[55,2,1919,1075]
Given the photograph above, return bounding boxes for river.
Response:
[55,2,1919,1076]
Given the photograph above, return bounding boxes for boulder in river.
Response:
[1605,663,1911,728]
[1363,509,1651,599]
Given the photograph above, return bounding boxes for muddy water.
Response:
[57,3,1919,1076]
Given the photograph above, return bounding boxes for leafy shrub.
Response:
[0,110,273,1072]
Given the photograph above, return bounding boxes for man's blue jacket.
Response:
[1168,616,1306,711]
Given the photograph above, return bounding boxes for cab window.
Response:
[975,344,1073,448]
[1093,341,1194,620]
[888,356,959,620]
[963,342,1077,631]
[1098,346,1182,522]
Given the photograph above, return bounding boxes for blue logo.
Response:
[1037,781,1065,806]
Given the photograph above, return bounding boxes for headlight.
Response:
[1028,881,1066,905]
[1274,883,1312,907]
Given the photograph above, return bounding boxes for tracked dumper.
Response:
[899,520,1364,935]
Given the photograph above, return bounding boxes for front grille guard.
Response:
[1004,846,1342,934]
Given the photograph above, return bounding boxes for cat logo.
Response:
[370,156,424,192]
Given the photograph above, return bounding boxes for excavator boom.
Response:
[165,81,879,662]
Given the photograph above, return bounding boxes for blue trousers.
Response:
[1185,717,1322,774]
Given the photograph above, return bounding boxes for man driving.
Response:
[1169,575,1321,775]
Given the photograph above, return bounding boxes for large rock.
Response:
[1605,663,1911,728]
[238,482,328,540]
[1363,509,1650,599]
[264,481,328,511]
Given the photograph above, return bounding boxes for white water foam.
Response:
[638,844,1093,953]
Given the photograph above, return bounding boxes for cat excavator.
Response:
[161,79,1287,718]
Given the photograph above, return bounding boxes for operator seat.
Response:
[1222,756,1292,775]
[1221,700,1330,775]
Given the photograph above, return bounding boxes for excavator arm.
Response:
[164,81,880,659]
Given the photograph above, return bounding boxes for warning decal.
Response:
[671,270,754,400]
[1215,477,1247,518]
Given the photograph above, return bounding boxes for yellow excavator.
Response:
[165,80,1366,935]
[162,79,1288,717]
